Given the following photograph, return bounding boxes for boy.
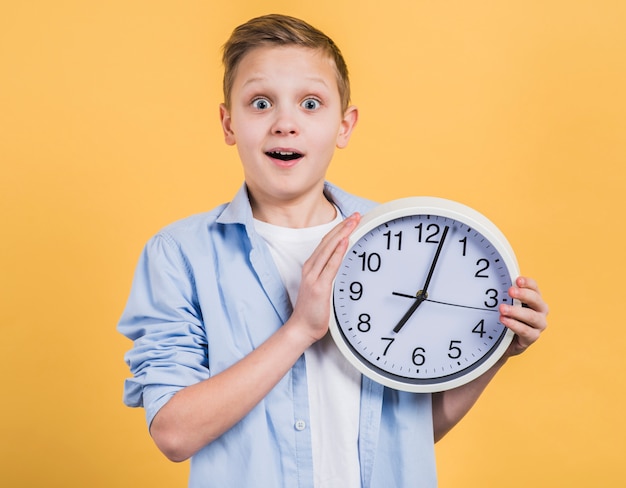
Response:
[118,14,548,487]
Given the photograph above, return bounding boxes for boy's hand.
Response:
[499,276,549,358]
[434,276,548,442]
[289,213,361,344]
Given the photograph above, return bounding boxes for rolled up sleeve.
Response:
[118,232,210,427]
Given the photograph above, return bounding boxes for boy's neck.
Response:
[249,190,337,229]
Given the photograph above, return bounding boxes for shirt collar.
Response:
[215,183,253,226]
[216,181,375,226]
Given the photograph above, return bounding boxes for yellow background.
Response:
[2,1,624,486]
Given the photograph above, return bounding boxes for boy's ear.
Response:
[219,103,236,146]
[336,105,359,149]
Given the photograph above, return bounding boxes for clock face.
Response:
[330,197,519,393]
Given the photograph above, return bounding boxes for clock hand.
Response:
[392,290,427,333]
[393,225,449,333]
[392,291,419,299]
[420,225,449,296]
[392,292,499,312]
[426,298,499,312]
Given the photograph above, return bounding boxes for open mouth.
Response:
[265,151,303,162]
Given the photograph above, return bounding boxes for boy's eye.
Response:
[251,98,271,110]
[301,98,321,111]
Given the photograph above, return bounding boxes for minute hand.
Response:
[393,225,449,333]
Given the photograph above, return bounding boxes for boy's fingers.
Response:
[305,213,360,276]
[510,276,549,316]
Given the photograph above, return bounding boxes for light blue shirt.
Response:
[118,182,437,487]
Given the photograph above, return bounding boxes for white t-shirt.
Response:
[254,212,362,488]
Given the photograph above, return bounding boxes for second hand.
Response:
[392,291,499,312]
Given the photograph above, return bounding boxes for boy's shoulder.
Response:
[324,182,378,215]
[157,203,229,239]
[156,184,250,240]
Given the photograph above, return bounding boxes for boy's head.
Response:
[222,14,351,112]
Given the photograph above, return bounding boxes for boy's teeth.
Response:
[267,151,302,161]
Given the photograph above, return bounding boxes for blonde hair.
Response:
[222,14,351,111]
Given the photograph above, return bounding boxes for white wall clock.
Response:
[329,197,520,393]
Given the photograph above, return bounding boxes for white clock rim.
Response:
[328,196,520,393]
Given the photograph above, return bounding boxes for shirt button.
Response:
[294,420,306,431]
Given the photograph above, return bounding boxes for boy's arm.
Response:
[432,276,549,442]
[149,213,361,462]
[150,312,316,462]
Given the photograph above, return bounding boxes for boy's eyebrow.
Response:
[241,76,267,88]
[305,76,331,88]
[241,76,331,89]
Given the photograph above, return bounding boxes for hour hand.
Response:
[392,291,418,299]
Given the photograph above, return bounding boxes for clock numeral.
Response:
[459,236,468,256]
[484,289,499,308]
[380,337,395,355]
[349,281,363,300]
[357,313,371,332]
[472,319,486,338]
[448,340,462,359]
[415,223,441,244]
[412,347,426,366]
[475,258,490,278]
[383,230,403,250]
[357,252,381,272]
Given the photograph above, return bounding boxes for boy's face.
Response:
[220,45,357,213]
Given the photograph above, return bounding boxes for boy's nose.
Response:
[271,108,299,135]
